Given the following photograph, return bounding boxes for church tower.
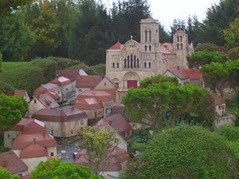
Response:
[140,16,160,53]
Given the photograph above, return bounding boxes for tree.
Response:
[0,0,33,15]
[0,53,2,72]
[187,50,229,68]
[195,42,228,54]
[0,94,28,133]
[140,75,178,88]
[0,11,32,61]
[79,126,117,174]
[224,18,239,49]
[123,81,215,129]
[159,24,170,43]
[0,167,18,179]
[228,47,239,60]
[127,125,239,178]
[31,158,99,179]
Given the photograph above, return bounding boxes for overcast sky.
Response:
[101,0,220,31]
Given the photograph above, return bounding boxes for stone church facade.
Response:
[106,17,194,101]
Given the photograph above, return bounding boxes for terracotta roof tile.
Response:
[20,143,48,159]
[34,83,60,96]
[14,90,27,97]
[74,97,103,110]
[32,108,87,122]
[10,118,34,131]
[76,75,103,88]
[167,68,201,80]
[176,29,185,33]
[37,93,60,109]
[96,114,132,134]
[77,90,114,102]
[12,133,56,150]
[50,77,72,87]
[160,43,176,55]
[109,42,122,50]
[74,146,131,172]
[0,151,28,174]
[56,70,85,81]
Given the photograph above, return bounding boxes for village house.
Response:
[0,151,29,178]
[75,75,117,96]
[14,90,30,103]
[50,76,73,102]
[56,69,88,92]
[74,90,114,122]
[28,93,60,117]
[96,113,132,139]
[74,146,131,179]
[32,107,88,137]
[4,118,57,173]
[106,17,194,101]
[163,68,202,86]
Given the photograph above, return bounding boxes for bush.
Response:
[228,47,239,60]
[0,167,18,179]
[127,125,239,178]
[0,52,2,73]
[216,125,239,141]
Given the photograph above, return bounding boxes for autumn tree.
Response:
[31,159,99,179]
[0,167,18,179]
[127,125,239,178]
[0,94,28,133]
[123,81,215,129]
[79,127,117,174]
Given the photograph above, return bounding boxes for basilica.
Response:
[105,16,194,99]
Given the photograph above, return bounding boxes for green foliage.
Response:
[0,52,2,72]
[228,46,239,60]
[0,135,10,153]
[195,43,228,54]
[187,50,229,68]
[124,82,215,130]
[127,125,239,178]
[0,0,32,16]
[216,125,239,141]
[79,126,117,173]
[140,75,178,88]
[0,94,28,133]
[224,18,239,49]
[31,158,99,179]
[0,167,19,179]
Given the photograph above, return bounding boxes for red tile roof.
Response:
[160,43,175,54]
[109,42,122,50]
[167,68,201,80]
[0,151,28,174]
[14,90,27,97]
[74,97,103,110]
[94,89,117,101]
[176,29,185,33]
[96,114,132,134]
[20,143,48,159]
[77,90,114,102]
[56,70,82,81]
[34,83,60,96]
[74,146,131,172]
[32,108,87,122]
[10,118,34,131]
[50,77,72,87]
[76,75,103,88]
[12,133,56,150]
[37,93,60,109]
[212,93,225,105]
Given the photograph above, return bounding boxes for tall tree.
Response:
[0,0,33,15]
[224,18,239,49]
[159,24,170,43]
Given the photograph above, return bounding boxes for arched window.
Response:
[144,62,147,68]
[124,59,127,68]
[137,59,139,68]
[177,44,179,50]
[149,62,151,68]
[113,63,115,68]
[145,30,148,42]
[134,56,136,68]
[127,56,130,68]
[180,36,182,42]
[149,30,152,42]
[145,45,147,51]
[149,45,151,51]
[181,44,183,50]
[130,54,133,68]
[177,36,180,42]
[117,62,119,68]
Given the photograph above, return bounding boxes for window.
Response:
[34,99,37,103]
[117,63,119,68]
[115,82,119,88]
[95,112,97,118]
[177,44,179,50]
[177,36,179,42]
[145,45,147,51]
[113,62,115,68]
[149,45,151,51]
[144,62,147,68]
[50,130,54,135]
[149,30,152,42]
[137,59,139,68]
[131,54,133,68]
[149,62,151,68]
[134,58,136,68]
[106,108,112,115]
[181,44,183,50]
[51,152,54,157]
[180,36,182,42]
[81,119,84,125]
[127,56,130,68]
[145,30,148,42]
[7,134,10,138]
[66,88,68,91]
[124,59,127,68]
